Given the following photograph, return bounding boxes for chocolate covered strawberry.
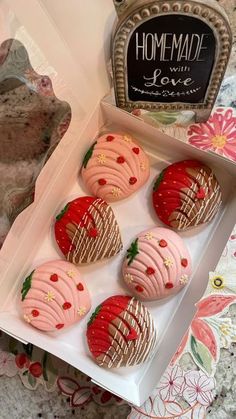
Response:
[152,160,222,230]
[54,196,122,264]
[86,295,157,368]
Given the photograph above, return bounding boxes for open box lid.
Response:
[2,0,116,127]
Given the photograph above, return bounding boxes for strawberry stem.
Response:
[56,203,69,221]
[21,270,34,301]
[126,238,139,266]
[82,141,97,169]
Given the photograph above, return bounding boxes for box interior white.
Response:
[0,102,236,405]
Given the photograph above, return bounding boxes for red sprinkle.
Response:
[165,282,174,289]
[117,156,125,164]
[50,273,58,282]
[181,258,188,268]
[62,302,72,310]
[77,283,84,291]
[56,324,64,330]
[132,147,140,155]
[98,178,107,185]
[196,187,206,199]
[135,285,144,293]
[129,177,137,185]
[106,135,114,142]
[88,228,99,238]
[31,309,39,317]
[146,267,155,275]
[159,239,167,248]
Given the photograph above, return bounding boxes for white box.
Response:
[0,101,236,406]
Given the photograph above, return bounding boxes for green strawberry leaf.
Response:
[127,238,139,266]
[56,203,69,221]
[82,141,97,169]
[190,335,213,375]
[28,373,36,388]
[153,170,165,192]
[88,304,102,326]
[21,271,34,301]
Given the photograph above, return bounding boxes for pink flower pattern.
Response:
[0,351,18,377]
[183,371,215,406]
[157,366,185,401]
[188,108,236,161]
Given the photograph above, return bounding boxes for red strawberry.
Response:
[55,197,97,255]
[132,147,140,155]
[54,196,122,264]
[87,296,131,358]
[152,160,212,229]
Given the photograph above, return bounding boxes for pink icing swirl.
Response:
[21,260,91,332]
[122,227,192,301]
[81,133,150,202]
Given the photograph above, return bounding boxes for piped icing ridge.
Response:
[122,227,192,301]
[81,133,150,202]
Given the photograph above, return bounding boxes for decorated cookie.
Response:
[86,295,157,368]
[122,227,192,300]
[54,196,122,264]
[152,160,222,230]
[81,133,150,202]
[21,260,91,332]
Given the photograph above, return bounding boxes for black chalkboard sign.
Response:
[127,15,216,103]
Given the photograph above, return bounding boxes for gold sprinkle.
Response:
[140,162,146,171]
[163,258,174,268]
[111,187,121,197]
[44,291,55,302]
[97,154,106,164]
[23,314,31,323]
[145,232,154,241]
[67,270,76,278]
[77,306,87,316]
[123,135,132,143]
[180,275,189,285]
[124,273,134,284]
